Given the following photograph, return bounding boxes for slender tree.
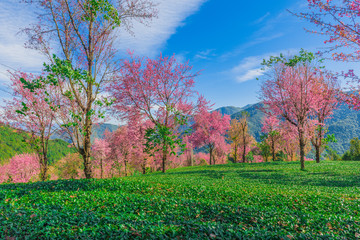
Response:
[238,112,252,163]
[3,72,59,181]
[311,77,339,163]
[21,0,157,178]
[261,116,282,161]
[228,118,242,163]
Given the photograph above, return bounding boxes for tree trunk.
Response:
[100,157,103,179]
[209,147,213,165]
[242,145,246,163]
[299,132,306,170]
[162,149,167,173]
[271,140,276,161]
[142,161,146,174]
[124,159,127,177]
[189,148,194,166]
[83,118,93,179]
[39,155,48,181]
[315,145,321,163]
[234,145,238,163]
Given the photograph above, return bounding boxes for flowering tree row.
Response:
[260,50,340,170]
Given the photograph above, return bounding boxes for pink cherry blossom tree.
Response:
[108,53,208,172]
[297,0,360,62]
[311,76,340,163]
[279,121,300,162]
[261,50,327,170]
[92,138,111,179]
[190,109,230,165]
[261,116,282,161]
[295,1,357,120]
[2,72,59,181]
[7,154,40,183]
[127,116,154,174]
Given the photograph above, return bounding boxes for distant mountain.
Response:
[215,106,242,116]
[51,123,119,143]
[92,123,119,140]
[326,103,360,154]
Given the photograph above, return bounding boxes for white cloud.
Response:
[115,0,208,56]
[194,49,216,60]
[231,55,266,83]
[236,68,264,82]
[231,49,298,83]
[0,1,46,85]
[0,0,208,86]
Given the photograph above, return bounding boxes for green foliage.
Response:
[342,137,360,161]
[0,125,75,165]
[261,48,320,68]
[0,161,360,239]
[84,0,121,27]
[21,55,112,136]
[325,148,341,161]
[145,108,189,157]
[245,151,254,162]
[54,153,83,179]
[275,151,287,162]
[48,140,77,164]
[258,136,271,162]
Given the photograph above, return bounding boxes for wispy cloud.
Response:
[252,12,270,25]
[231,55,266,83]
[194,49,216,60]
[220,33,284,60]
[116,0,208,56]
[219,4,306,61]
[231,49,298,83]
[0,0,209,81]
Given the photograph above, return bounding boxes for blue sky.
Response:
[0,0,350,110]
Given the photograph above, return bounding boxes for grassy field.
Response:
[0,161,360,239]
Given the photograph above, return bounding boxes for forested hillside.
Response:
[0,125,75,164]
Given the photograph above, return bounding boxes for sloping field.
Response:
[1,161,359,239]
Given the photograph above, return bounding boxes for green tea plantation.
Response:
[1,161,359,239]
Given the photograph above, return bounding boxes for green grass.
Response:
[1,161,360,239]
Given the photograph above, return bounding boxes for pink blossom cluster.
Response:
[0,154,40,183]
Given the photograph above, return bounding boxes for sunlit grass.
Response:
[0,161,359,239]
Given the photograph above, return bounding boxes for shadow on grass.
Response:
[1,163,359,196]
[236,171,360,188]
